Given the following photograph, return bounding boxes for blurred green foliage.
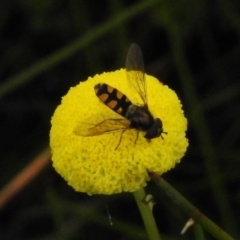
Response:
[0,0,240,239]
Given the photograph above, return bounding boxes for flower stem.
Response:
[194,224,205,240]
[151,176,234,240]
[133,188,161,240]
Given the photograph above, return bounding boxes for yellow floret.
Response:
[50,69,188,195]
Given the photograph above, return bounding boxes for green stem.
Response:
[194,224,206,240]
[151,176,235,240]
[165,16,237,235]
[133,188,161,240]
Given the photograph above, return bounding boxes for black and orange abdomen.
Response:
[94,83,132,117]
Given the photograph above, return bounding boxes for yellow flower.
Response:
[50,69,188,195]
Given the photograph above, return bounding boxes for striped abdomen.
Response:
[94,83,132,117]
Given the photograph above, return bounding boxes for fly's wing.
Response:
[126,43,147,105]
[73,117,131,137]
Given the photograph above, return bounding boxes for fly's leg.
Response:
[115,129,127,150]
[134,131,139,144]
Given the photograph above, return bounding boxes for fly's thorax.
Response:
[125,104,138,119]
[127,105,155,131]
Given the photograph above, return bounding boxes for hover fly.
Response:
[74,43,167,149]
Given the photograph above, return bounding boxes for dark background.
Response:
[0,0,239,239]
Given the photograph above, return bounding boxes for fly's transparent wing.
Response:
[126,43,147,105]
[73,118,131,137]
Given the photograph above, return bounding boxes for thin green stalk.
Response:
[151,176,234,240]
[47,190,147,239]
[0,0,158,99]
[133,188,161,240]
[162,14,237,235]
[194,224,206,240]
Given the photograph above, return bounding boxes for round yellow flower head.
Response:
[50,68,188,195]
